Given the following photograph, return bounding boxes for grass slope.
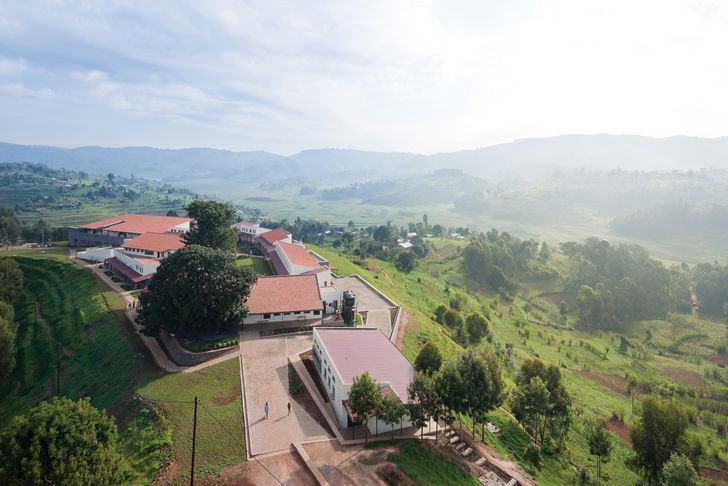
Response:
[389,442,481,486]
[309,241,728,485]
[0,254,136,425]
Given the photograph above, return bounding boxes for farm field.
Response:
[311,242,728,485]
[0,162,194,227]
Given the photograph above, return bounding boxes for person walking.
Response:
[264,401,269,420]
[287,402,291,415]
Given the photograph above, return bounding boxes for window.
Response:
[263,313,271,319]
[284,312,291,315]
[313,310,320,315]
[274,313,281,316]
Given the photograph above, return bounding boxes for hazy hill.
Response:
[319,169,493,206]
[4,135,728,191]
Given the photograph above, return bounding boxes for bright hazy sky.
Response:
[0,1,726,154]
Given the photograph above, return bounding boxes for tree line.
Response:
[462,230,550,292]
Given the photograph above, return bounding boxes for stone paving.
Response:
[240,331,332,456]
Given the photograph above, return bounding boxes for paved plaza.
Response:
[240,331,332,456]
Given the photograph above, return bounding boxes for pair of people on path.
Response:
[264,401,291,420]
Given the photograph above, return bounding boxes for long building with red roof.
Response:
[69,213,191,247]
[70,213,192,289]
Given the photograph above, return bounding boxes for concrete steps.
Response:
[455,442,466,451]
[474,457,487,467]
[461,447,473,457]
[449,435,460,444]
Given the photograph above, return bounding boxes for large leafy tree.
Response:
[184,200,238,251]
[511,359,571,447]
[0,397,124,485]
[457,347,505,439]
[465,312,489,344]
[0,205,22,246]
[414,341,443,375]
[396,251,416,272]
[408,372,446,442]
[587,420,613,479]
[379,392,406,439]
[660,453,699,486]
[630,396,689,483]
[373,225,393,242]
[139,245,256,337]
[348,371,382,443]
[0,258,23,303]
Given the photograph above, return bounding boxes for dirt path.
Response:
[394,310,417,350]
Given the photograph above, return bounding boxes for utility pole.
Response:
[190,396,198,486]
[56,343,61,395]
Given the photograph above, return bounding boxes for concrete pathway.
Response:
[240,331,332,456]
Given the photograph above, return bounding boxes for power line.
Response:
[199,402,284,486]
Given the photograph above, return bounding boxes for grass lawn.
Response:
[388,441,480,486]
[235,256,273,275]
[137,358,245,479]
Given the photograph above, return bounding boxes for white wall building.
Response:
[312,327,415,433]
[233,221,270,242]
[242,275,323,325]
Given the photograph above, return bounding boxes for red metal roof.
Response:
[259,227,291,245]
[80,214,191,234]
[277,241,320,269]
[121,232,186,253]
[106,257,154,283]
[246,275,322,314]
[315,328,415,403]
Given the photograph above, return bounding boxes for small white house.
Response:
[312,327,416,433]
[232,221,270,242]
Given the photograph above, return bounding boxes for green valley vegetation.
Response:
[139,245,256,338]
[310,220,728,485]
[0,163,262,232]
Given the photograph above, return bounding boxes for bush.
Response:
[180,336,238,352]
[524,442,542,468]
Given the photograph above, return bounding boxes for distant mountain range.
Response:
[2,135,728,190]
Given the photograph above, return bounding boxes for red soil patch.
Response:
[394,310,418,351]
[708,354,728,367]
[212,384,240,406]
[577,371,628,396]
[661,366,707,387]
[700,463,728,484]
[605,419,631,447]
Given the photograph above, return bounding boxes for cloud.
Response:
[0,57,27,76]
[0,1,726,153]
[0,83,54,99]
